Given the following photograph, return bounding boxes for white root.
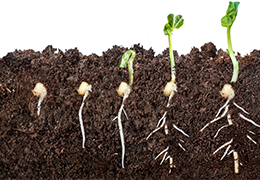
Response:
[117,93,129,168]
[37,89,47,116]
[173,124,189,137]
[146,116,166,140]
[248,130,255,135]
[233,102,249,114]
[155,146,169,160]
[239,113,260,128]
[160,151,168,165]
[234,151,239,174]
[178,143,186,151]
[228,149,234,156]
[77,82,92,149]
[200,105,229,132]
[246,135,257,144]
[155,146,169,165]
[156,112,168,127]
[214,124,229,139]
[220,144,231,161]
[213,139,233,155]
[216,98,231,118]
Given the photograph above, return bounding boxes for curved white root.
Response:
[116,93,129,168]
[37,89,47,116]
[173,124,189,137]
[233,102,249,114]
[200,105,229,132]
[146,91,174,140]
[213,139,233,155]
[239,113,260,128]
[216,97,231,117]
[214,124,229,138]
[78,91,90,148]
[146,117,166,140]
[220,145,231,161]
[155,146,169,166]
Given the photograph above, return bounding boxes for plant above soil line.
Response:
[77,81,92,149]
[146,14,189,170]
[221,1,240,83]
[32,82,47,116]
[200,1,260,174]
[112,50,136,168]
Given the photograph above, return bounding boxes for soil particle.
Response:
[0,43,260,179]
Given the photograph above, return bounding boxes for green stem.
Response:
[227,27,239,83]
[128,59,134,87]
[168,34,175,80]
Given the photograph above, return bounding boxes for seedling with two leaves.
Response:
[200,1,260,174]
[146,14,189,171]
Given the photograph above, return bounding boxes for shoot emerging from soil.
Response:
[77,81,92,149]
[146,14,188,170]
[221,1,240,83]
[113,50,136,168]
[32,82,47,116]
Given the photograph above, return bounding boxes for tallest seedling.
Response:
[200,2,260,174]
[221,1,239,83]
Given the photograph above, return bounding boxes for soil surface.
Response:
[0,43,260,179]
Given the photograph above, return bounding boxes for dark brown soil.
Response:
[0,42,260,179]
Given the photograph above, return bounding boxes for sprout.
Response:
[200,3,260,174]
[113,50,136,168]
[146,14,188,170]
[32,82,47,116]
[77,81,92,149]
[221,1,240,83]
[164,14,184,81]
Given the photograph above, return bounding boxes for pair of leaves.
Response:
[221,1,240,28]
[118,50,136,68]
[164,14,184,36]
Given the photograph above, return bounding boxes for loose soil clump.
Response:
[0,43,260,179]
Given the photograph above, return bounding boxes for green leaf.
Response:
[164,23,172,36]
[167,14,174,27]
[164,14,184,36]
[226,49,235,55]
[118,50,135,68]
[221,1,240,28]
[174,15,184,29]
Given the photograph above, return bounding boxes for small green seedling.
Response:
[77,81,92,149]
[146,14,189,170]
[113,50,136,168]
[200,2,260,174]
[221,1,239,84]
[32,82,47,116]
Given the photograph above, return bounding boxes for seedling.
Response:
[77,81,92,148]
[32,82,47,116]
[146,14,189,169]
[200,2,260,174]
[112,50,135,168]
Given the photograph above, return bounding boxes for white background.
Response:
[0,0,259,58]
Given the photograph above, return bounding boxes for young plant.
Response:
[77,81,92,149]
[112,50,135,168]
[146,14,189,170]
[32,82,47,116]
[200,2,260,174]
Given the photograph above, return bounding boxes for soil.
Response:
[0,42,260,179]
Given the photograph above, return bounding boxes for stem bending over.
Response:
[113,50,136,168]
